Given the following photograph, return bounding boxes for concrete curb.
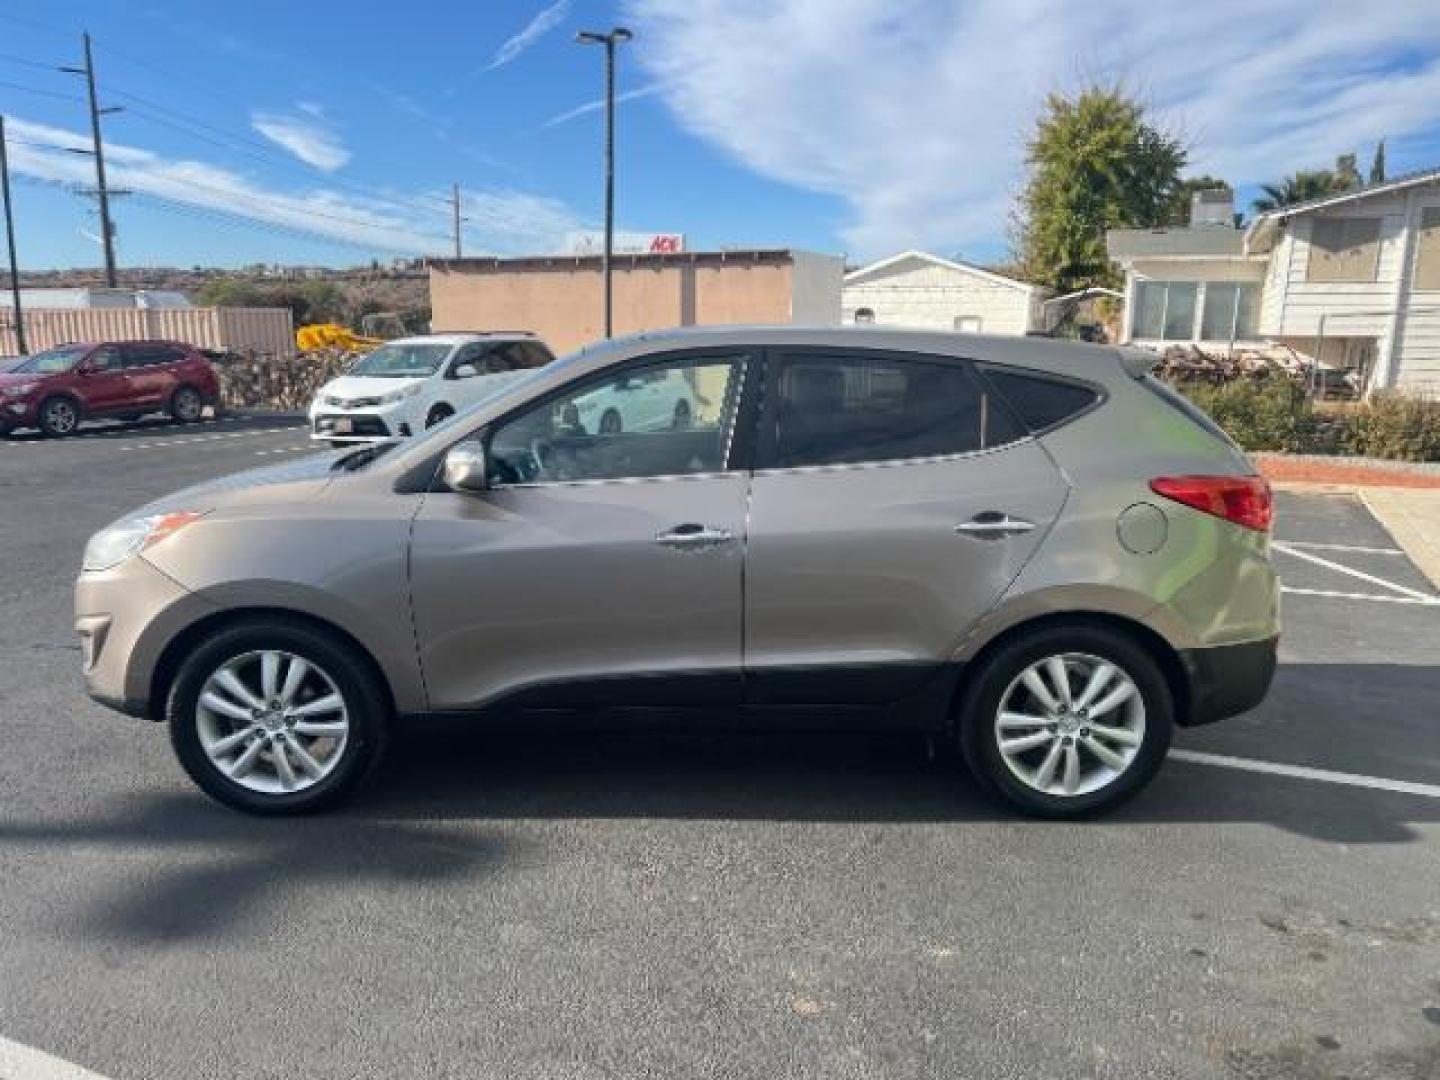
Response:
[1359,488,1440,591]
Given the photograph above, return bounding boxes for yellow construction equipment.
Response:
[295,323,382,352]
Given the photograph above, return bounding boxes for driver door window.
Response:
[489,355,745,485]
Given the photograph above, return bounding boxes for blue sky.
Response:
[2,0,1439,271]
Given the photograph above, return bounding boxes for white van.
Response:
[308,333,554,445]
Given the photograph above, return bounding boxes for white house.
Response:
[842,251,1048,335]
[1108,173,1440,394]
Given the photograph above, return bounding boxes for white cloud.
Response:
[6,116,585,256]
[488,0,572,70]
[540,84,662,129]
[252,107,351,172]
[625,0,1440,260]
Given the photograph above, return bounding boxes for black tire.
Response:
[671,399,692,430]
[170,385,204,424]
[37,395,80,437]
[425,403,454,429]
[599,408,623,435]
[167,617,390,815]
[956,623,1173,818]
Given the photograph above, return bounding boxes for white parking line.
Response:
[1276,540,1404,556]
[0,1034,112,1080]
[1272,541,1440,603]
[1282,586,1440,606]
[253,445,314,456]
[120,428,299,452]
[1170,749,1440,799]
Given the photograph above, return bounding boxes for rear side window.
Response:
[982,368,1099,432]
[765,353,1024,469]
[123,344,185,368]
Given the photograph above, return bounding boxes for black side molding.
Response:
[1179,635,1279,726]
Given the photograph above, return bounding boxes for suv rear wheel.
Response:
[958,624,1173,817]
[170,385,204,423]
[167,618,389,814]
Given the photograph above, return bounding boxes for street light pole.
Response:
[576,27,632,339]
[0,115,27,354]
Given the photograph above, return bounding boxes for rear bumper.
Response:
[1178,634,1279,726]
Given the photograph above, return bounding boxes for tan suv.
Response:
[75,328,1279,817]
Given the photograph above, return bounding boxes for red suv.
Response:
[0,340,221,437]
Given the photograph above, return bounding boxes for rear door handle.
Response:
[655,523,735,550]
[955,512,1036,538]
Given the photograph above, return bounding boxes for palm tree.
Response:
[1251,170,1339,213]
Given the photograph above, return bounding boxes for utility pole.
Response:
[576,27,633,339]
[60,33,123,287]
[450,182,463,259]
[0,116,26,354]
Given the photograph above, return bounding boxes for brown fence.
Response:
[0,306,295,358]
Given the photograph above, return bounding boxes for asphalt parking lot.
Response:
[1,418,1438,1080]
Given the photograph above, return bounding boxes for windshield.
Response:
[348,343,453,378]
[12,345,89,374]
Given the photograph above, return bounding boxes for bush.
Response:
[1178,374,1318,453]
[1173,378,1440,462]
[1343,391,1440,462]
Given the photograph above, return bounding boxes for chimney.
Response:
[1191,188,1235,228]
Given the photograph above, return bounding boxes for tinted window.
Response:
[518,342,553,369]
[123,344,183,368]
[983,369,1098,432]
[766,354,1022,469]
[88,347,122,372]
[489,355,744,484]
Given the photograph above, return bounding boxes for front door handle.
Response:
[655,523,735,550]
[955,512,1036,538]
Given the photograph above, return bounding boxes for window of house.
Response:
[1307,217,1382,282]
[1413,207,1440,291]
[1199,283,1260,340]
[852,307,876,325]
[1162,283,1198,340]
[1133,281,1198,341]
[954,316,982,332]
[765,354,1022,469]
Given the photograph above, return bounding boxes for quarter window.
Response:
[765,354,1022,469]
[983,369,1098,432]
[488,355,745,485]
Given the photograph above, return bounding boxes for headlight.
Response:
[82,510,209,572]
[380,384,421,405]
[2,382,36,397]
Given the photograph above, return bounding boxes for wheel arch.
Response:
[148,607,397,723]
[951,611,1191,730]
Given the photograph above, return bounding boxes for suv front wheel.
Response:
[958,624,1173,818]
[167,618,389,814]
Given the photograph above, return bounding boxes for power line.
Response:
[0,78,84,103]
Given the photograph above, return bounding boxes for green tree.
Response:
[1251,169,1338,213]
[1370,140,1387,184]
[192,277,346,325]
[1334,153,1362,191]
[1165,176,1231,226]
[1016,85,1188,292]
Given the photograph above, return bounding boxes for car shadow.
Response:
[0,412,304,443]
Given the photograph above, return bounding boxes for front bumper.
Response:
[310,408,414,443]
[2,397,36,429]
[75,555,218,720]
[1178,634,1279,726]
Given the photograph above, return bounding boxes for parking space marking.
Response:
[1272,541,1440,603]
[1282,586,1440,606]
[119,428,300,452]
[1276,540,1405,556]
[253,445,315,457]
[0,1034,113,1080]
[1170,749,1440,800]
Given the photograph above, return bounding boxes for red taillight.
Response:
[1149,475,1273,532]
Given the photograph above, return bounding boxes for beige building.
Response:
[429,249,843,355]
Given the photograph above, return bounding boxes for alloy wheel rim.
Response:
[196,649,350,795]
[994,652,1145,798]
[176,390,201,419]
[48,401,76,433]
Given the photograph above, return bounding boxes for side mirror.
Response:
[442,441,489,492]
[452,363,479,379]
